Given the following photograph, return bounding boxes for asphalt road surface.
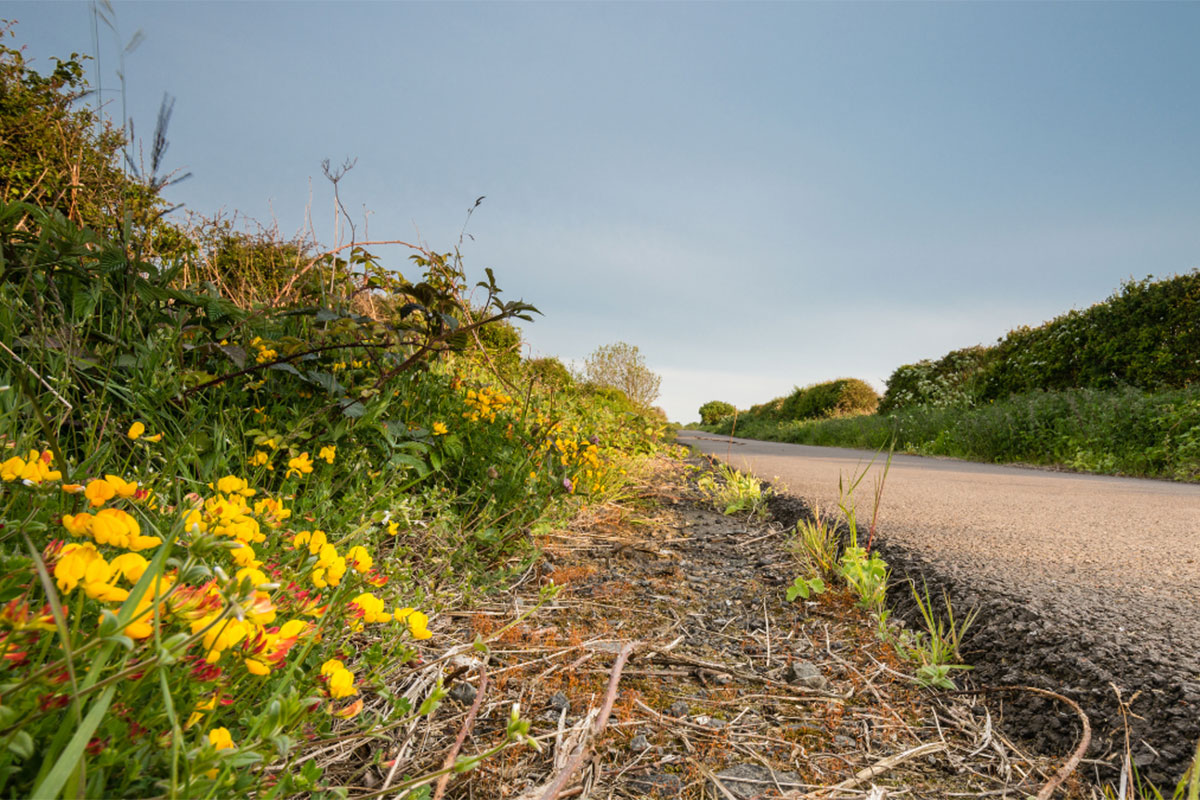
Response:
[677,430,1200,785]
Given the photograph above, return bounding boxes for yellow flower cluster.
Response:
[553,437,601,470]
[0,449,61,484]
[188,614,311,673]
[250,337,277,364]
[522,412,612,496]
[54,545,150,603]
[349,592,391,631]
[82,474,140,507]
[62,507,162,551]
[292,530,373,589]
[286,453,313,478]
[462,386,513,423]
[321,658,357,699]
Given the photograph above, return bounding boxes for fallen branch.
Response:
[433,660,489,800]
[512,641,639,800]
[1021,686,1090,800]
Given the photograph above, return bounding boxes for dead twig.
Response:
[790,741,947,798]
[513,641,639,800]
[433,659,489,800]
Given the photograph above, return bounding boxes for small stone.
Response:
[666,700,690,718]
[713,763,804,799]
[448,682,476,706]
[785,660,830,690]
[548,691,570,712]
[630,733,651,752]
[628,773,682,797]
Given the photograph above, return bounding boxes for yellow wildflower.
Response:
[327,666,357,699]
[186,695,218,729]
[61,512,94,537]
[229,541,260,568]
[54,543,102,593]
[109,552,150,584]
[84,479,116,508]
[127,422,146,440]
[103,474,139,499]
[432,422,448,436]
[396,607,432,640]
[0,456,24,482]
[351,592,391,625]
[208,727,235,750]
[244,658,270,676]
[346,546,373,574]
[285,453,313,479]
[318,445,336,464]
[215,475,255,497]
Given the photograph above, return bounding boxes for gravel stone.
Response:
[666,700,690,718]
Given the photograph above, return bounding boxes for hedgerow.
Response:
[881,272,1200,412]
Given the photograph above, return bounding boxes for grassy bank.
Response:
[0,33,676,794]
[701,385,1200,481]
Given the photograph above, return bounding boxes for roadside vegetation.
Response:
[0,25,671,797]
[694,271,1200,482]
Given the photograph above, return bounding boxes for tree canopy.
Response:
[583,341,661,409]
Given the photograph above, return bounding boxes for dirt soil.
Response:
[343,456,1090,799]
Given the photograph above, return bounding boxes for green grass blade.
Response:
[30,684,116,799]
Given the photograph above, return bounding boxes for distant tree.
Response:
[698,400,736,425]
[583,341,661,409]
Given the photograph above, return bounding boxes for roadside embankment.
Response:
[678,430,1200,790]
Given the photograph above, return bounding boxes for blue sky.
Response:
[11,2,1200,421]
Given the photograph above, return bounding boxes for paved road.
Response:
[677,430,1200,782]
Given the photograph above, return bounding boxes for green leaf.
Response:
[218,344,247,369]
[7,730,33,760]
[30,685,117,799]
[305,370,344,396]
[268,362,303,378]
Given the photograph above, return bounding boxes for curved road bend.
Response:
[677,430,1200,783]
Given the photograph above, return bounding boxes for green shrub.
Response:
[979,272,1200,399]
[780,379,879,420]
[698,400,736,425]
[578,382,631,408]
[475,318,523,375]
[527,356,574,389]
[879,346,991,413]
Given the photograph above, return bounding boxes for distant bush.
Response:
[734,386,1200,483]
[475,318,523,374]
[780,379,879,420]
[527,356,574,389]
[699,400,736,425]
[880,346,991,413]
[579,382,632,408]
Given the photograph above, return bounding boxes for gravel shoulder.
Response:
[429,455,1087,798]
[677,430,1200,788]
